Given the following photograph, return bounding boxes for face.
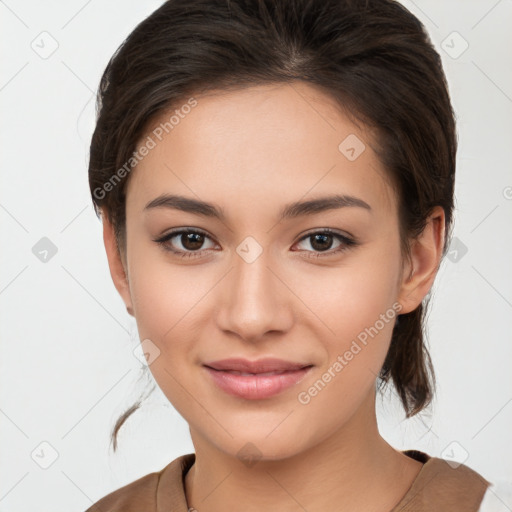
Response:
[107,82,431,461]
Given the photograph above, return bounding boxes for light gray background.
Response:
[1,1,511,510]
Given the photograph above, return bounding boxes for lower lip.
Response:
[204,366,313,400]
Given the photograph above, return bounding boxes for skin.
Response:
[102,81,445,512]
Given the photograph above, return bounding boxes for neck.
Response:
[184,390,423,512]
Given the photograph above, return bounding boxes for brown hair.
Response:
[88,0,456,451]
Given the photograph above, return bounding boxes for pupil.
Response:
[179,233,334,252]
[311,234,332,251]
[183,232,204,250]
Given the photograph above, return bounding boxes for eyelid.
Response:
[292,228,357,256]
[153,226,358,258]
[296,226,355,242]
[155,227,218,249]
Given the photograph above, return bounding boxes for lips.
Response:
[203,357,312,374]
[202,358,314,399]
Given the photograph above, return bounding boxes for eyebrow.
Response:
[144,193,371,221]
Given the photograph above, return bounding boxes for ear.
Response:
[101,210,135,317]
[397,206,446,314]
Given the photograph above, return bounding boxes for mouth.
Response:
[210,369,305,376]
[203,357,312,373]
[202,358,314,400]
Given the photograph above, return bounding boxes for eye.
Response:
[153,228,217,259]
[293,229,357,258]
[153,227,358,260]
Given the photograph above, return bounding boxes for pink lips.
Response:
[203,358,313,400]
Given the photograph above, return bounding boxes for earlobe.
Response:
[102,212,135,317]
[398,206,446,314]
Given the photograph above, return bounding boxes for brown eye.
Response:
[153,228,217,258]
[309,233,335,251]
[180,232,206,251]
[293,229,357,258]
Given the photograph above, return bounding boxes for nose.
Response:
[215,247,294,344]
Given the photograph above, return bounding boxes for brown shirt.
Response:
[84,450,491,511]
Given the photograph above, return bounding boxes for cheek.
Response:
[328,271,399,347]
[291,270,399,433]
[127,254,204,413]
[288,248,401,378]
[126,235,207,340]
[129,269,174,343]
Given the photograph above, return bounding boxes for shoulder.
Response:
[84,469,162,512]
[84,453,195,512]
[397,450,492,511]
[418,456,491,506]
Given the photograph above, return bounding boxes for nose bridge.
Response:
[216,240,292,341]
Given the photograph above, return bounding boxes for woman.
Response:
[85,0,495,510]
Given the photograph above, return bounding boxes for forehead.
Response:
[126,82,396,217]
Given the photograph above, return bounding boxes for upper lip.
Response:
[203,358,312,373]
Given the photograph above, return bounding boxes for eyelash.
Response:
[153,228,358,260]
